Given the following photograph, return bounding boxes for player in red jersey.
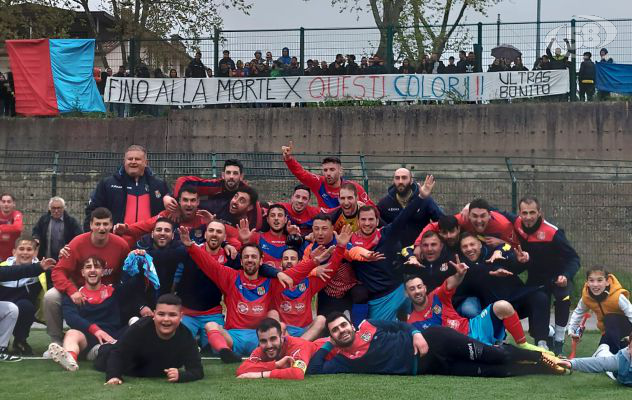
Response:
[237,204,303,270]
[281,141,372,209]
[236,318,320,380]
[179,225,340,362]
[44,208,130,348]
[278,184,322,235]
[413,198,517,256]
[404,249,549,353]
[0,193,23,261]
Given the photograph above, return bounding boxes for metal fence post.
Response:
[359,154,369,193]
[475,23,483,72]
[52,152,59,197]
[386,25,394,70]
[496,14,501,46]
[569,19,577,101]
[300,27,305,71]
[505,157,517,213]
[129,38,137,76]
[211,153,218,178]
[214,28,220,73]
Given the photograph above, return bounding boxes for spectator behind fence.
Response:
[464,52,478,73]
[488,57,506,72]
[278,47,291,66]
[231,60,246,77]
[328,54,346,75]
[456,50,467,73]
[32,196,82,263]
[359,57,369,73]
[169,69,178,78]
[217,50,235,78]
[546,38,572,70]
[0,70,16,117]
[429,52,446,74]
[598,48,614,100]
[83,145,170,231]
[579,52,595,102]
[206,68,213,78]
[399,58,415,74]
[511,57,529,71]
[0,193,23,261]
[286,57,302,76]
[154,68,165,78]
[186,51,206,78]
[346,55,359,75]
[444,56,458,73]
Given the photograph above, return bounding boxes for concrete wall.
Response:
[1,101,631,159]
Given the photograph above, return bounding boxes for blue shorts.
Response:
[286,325,306,337]
[228,328,259,356]
[468,304,506,345]
[367,284,408,321]
[181,313,224,348]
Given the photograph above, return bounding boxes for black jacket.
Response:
[377,185,444,248]
[579,60,596,81]
[84,166,170,231]
[185,59,206,78]
[32,211,82,259]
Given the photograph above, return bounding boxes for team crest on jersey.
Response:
[433,305,442,315]
[252,305,265,314]
[295,303,305,312]
[360,331,372,342]
[280,301,292,312]
[257,286,266,296]
[218,255,225,264]
[237,302,249,314]
[298,283,307,292]
[537,231,546,240]
[440,263,448,272]
[155,190,161,198]
[447,319,459,329]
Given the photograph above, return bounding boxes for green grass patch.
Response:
[1,329,628,400]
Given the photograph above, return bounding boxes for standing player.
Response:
[511,196,580,354]
[0,193,23,261]
[279,184,322,235]
[179,225,337,361]
[282,141,372,208]
[307,313,567,377]
[327,183,365,233]
[377,168,444,247]
[236,318,320,380]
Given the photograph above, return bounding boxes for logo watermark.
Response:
[545,15,617,54]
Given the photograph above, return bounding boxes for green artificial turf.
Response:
[1,329,627,400]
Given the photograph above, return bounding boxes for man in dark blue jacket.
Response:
[377,168,443,248]
[84,145,170,231]
[307,312,566,377]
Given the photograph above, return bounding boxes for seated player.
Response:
[403,261,548,353]
[95,294,203,384]
[0,236,49,355]
[236,318,320,380]
[180,226,337,361]
[307,312,568,377]
[0,255,56,362]
[279,184,322,235]
[269,226,351,340]
[568,265,632,353]
[49,255,144,371]
[402,231,456,292]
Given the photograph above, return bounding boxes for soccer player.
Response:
[279,184,322,235]
[95,294,204,384]
[511,196,580,354]
[327,182,364,233]
[414,198,517,250]
[348,176,437,321]
[307,313,567,377]
[0,252,55,361]
[403,258,548,352]
[48,256,142,371]
[402,231,456,292]
[377,168,444,247]
[236,318,320,380]
[269,228,349,340]
[0,193,23,261]
[0,236,55,355]
[282,141,371,208]
[180,225,340,361]
[238,204,303,270]
[45,207,130,348]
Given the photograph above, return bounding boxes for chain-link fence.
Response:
[94,18,632,82]
[2,150,632,290]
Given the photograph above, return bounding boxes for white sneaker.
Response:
[606,371,616,381]
[592,344,613,358]
[48,343,78,372]
[537,340,550,351]
[86,344,101,361]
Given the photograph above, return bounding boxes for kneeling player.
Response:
[307,313,567,377]
[49,256,140,371]
[404,264,548,353]
[236,318,319,380]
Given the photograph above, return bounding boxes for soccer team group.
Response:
[0,143,631,386]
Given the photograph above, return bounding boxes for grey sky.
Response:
[220,0,627,29]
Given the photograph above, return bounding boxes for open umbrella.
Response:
[491,44,522,61]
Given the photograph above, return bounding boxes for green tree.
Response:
[0,0,73,40]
